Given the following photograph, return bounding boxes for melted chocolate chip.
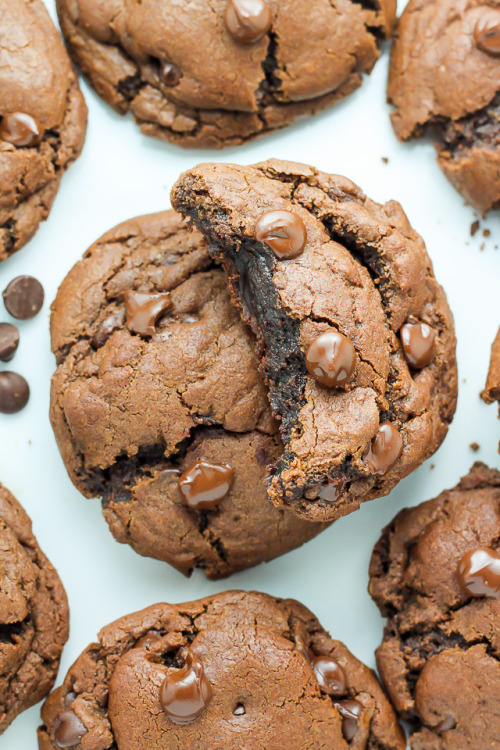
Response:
[160,62,183,86]
[400,318,436,369]
[160,648,213,725]
[474,11,500,57]
[306,331,356,387]
[0,372,30,414]
[225,0,272,44]
[318,478,342,503]
[135,631,162,650]
[3,275,44,319]
[334,699,363,741]
[54,710,87,748]
[63,692,76,708]
[0,323,19,362]
[363,422,403,476]
[435,715,456,733]
[123,290,172,337]
[0,112,44,146]
[233,703,246,716]
[457,547,500,598]
[254,210,307,260]
[92,308,125,348]
[310,655,347,698]
[178,460,234,510]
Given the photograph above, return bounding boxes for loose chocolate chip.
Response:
[306,330,356,387]
[3,276,44,319]
[160,648,213,725]
[54,710,87,748]
[123,290,172,337]
[400,318,436,369]
[310,655,347,698]
[363,422,403,476]
[92,308,125,349]
[334,700,363,741]
[435,715,456,733]
[474,11,500,57]
[318,478,342,503]
[233,703,246,716]
[160,62,183,86]
[225,0,272,44]
[0,372,30,414]
[0,112,44,146]
[0,323,19,362]
[178,460,235,510]
[254,210,307,260]
[457,547,500,598]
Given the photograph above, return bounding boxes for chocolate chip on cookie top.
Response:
[53,710,88,748]
[172,160,457,523]
[38,592,406,749]
[474,10,500,57]
[50,210,327,578]
[225,0,272,44]
[0,112,44,146]
[370,462,500,749]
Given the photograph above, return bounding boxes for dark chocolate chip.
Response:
[363,422,403,476]
[225,0,272,44]
[54,710,87,748]
[306,330,356,387]
[457,547,500,598]
[0,372,30,413]
[178,460,234,510]
[0,323,19,362]
[255,210,307,259]
[400,318,436,369]
[160,62,183,86]
[3,276,44,319]
[160,647,213,725]
[474,11,500,57]
[123,290,172,337]
[310,654,347,697]
[334,699,363,741]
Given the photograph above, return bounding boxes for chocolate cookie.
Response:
[369,462,500,749]
[50,210,326,578]
[38,590,406,749]
[0,0,87,261]
[0,483,69,735]
[388,0,500,213]
[171,159,458,522]
[55,0,395,149]
[482,327,500,449]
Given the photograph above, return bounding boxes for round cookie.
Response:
[171,159,458,522]
[55,0,395,149]
[0,0,87,260]
[482,326,500,450]
[369,462,500,749]
[38,590,406,749]
[0,483,69,735]
[50,210,326,579]
[388,0,500,213]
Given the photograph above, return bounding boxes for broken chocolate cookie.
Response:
[171,159,458,522]
[482,326,500,450]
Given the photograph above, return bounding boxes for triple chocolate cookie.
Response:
[50,210,326,578]
[0,483,69,735]
[369,463,500,749]
[388,0,500,213]
[482,327,500,449]
[171,159,458,523]
[0,0,87,261]
[38,591,406,749]
[55,0,395,148]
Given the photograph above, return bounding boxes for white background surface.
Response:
[1,1,499,746]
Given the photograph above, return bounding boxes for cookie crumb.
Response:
[469,442,480,452]
[470,220,480,237]
[483,229,490,238]
[381,157,389,164]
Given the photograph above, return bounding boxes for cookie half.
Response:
[388,0,500,213]
[0,483,69,735]
[0,0,87,260]
[56,0,395,148]
[369,462,500,749]
[38,590,405,749]
[482,327,500,450]
[50,210,326,578]
[171,159,458,522]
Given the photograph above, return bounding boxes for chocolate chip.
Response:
[233,703,246,716]
[363,422,403,476]
[457,547,500,598]
[225,0,272,44]
[474,11,500,57]
[318,478,342,503]
[135,631,162,650]
[435,715,456,733]
[0,372,30,413]
[0,112,44,146]
[0,323,19,362]
[255,210,307,260]
[310,655,347,697]
[92,308,125,348]
[3,276,44,320]
[400,318,436,369]
[160,648,213,725]
[123,290,172,337]
[160,62,183,86]
[178,460,235,510]
[54,710,87,748]
[334,699,363,741]
[306,330,356,387]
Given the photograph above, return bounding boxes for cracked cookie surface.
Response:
[0,483,69,735]
[171,159,457,523]
[369,462,500,749]
[388,0,500,213]
[38,590,406,749]
[55,0,395,149]
[50,210,326,578]
[0,0,87,260]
